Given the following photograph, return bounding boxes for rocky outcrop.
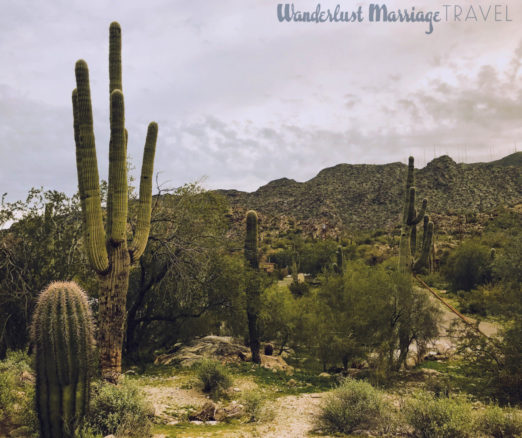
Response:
[154,336,292,371]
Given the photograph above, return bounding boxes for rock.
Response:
[20,371,34,383]
[233,387,241,392]
[318,372,330,377]
[155,336,252,367]
[287,378,297,387]
[188,401,217,421]
[261,354,293,372]
[215,403,244,421]
[104,435,116,438]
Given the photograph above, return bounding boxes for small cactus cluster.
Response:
[244,210,261,364]
[31,282,94,438]
[399,156,434,274]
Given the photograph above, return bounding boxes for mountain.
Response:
[217,153,522,233]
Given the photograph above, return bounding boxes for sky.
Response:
[1,0,522,201]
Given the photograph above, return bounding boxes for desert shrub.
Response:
[403,390,473,438]
[0,351,38,437]
[240,390,272,422]
[86,378,153,437]
[289,279,310,296]
[316,378,395,435]
[444,240,493,292]
[476,405,522,438]
[422,271,448,290]
[197,359,232,394]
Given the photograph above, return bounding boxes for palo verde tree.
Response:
[244,210,261,364]
[399,156,434,274]
[72,22,158,381]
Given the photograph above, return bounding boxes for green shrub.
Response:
[197,359,232,394]
[0,351,38,437]
[444,240,493,292]
[404,391,473,438]
[316,378,395,435]
[476,405,522,438]
[86,378,153,437]
[240,390,273,423]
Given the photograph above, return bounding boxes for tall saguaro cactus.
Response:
[72,22,158,381]
[399,156,434,274]
[31,282,94,438]
[244,210,261,364]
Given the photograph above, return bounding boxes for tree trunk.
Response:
[247,310,261,364]
[395,328,411,371]
[97,244,130,382]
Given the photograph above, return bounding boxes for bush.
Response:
[240,390,272,423]
[316,378,395,435]
[197,359,232,394]
[86,378,153,437]
[444,241,493,292]
[0,351,38,437]
[476,405,522,438]
[404,391,473,438]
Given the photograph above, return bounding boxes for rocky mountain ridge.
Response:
[217,153,522,233]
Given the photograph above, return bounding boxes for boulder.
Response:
[155,336,250,367]
[188,401,217,421]
[154,336,292,371]
[215,403,244,421]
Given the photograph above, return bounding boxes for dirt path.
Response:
[254,393,327,438]
[149,390,330,438]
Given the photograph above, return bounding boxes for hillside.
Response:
[218,153,522,233]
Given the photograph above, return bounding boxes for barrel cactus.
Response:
[31,281,94,438]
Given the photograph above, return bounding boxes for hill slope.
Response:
[218,153,522,232]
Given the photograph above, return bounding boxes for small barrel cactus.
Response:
[31,281,94,438]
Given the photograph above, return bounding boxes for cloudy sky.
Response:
[1,0,521,201]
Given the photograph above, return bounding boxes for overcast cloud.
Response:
[1,0,521,201]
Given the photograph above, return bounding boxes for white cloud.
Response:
[0,0,521,200]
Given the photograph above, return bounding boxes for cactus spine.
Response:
[244,210,261,364]
[72,22,158,381]
[31,282,94,438]
[399,157,434,274]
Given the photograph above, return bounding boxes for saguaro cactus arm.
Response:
[129,122,158,262]
[108,90,128,243]
[413,220,434,272]
[109,22,122,94]
[73,61,109,274]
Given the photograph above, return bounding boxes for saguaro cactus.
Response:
[333,245,344,274]
[72,22,158,381]
[31,282,94,438]
[399,156,434,274]
[244,210,261,364]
